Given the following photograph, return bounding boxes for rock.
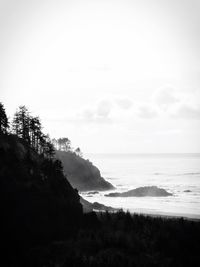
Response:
[87,191,99,195]
[105,186,173,197]
[56,150,115,192]
[184,190,192,193]
[80,197,118,213]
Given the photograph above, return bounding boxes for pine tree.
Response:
[62,137,71,151]
[57,137,71,151]
[12,106,30,143]
[52,138,58,150]
[11,105,55,158]
[75,147,82,157]
[41,134,55,158]
[0,102,9,134]
[29,116,42,151]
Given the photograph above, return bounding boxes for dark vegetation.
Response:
[105,186,173,197]
[0,103,82,265]
[1,102,200,266]
[16,212,200,267]
[11,105,55,157]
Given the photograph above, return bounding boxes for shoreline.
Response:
[87,198,200,220]
[82,194,200,220]
[95,208,200,221]
[130,211,200,221]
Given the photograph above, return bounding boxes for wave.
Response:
[154,172,200,176]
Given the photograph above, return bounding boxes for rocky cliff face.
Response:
[56,150,114,192]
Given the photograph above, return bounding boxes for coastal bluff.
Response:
[56,150,115,192]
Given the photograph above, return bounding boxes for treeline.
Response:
[23,211,200,267]
[52,137,82,157]
[0,102,82,158]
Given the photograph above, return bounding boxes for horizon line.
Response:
[85,152,200,155]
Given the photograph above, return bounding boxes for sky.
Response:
[1,0,200,153]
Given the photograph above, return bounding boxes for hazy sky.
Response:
[1,0,200,153]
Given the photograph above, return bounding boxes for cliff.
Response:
[56,150,114,192]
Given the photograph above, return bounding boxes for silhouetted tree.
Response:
[0,102,9,134]
[75,147,82,157]
[57,137,71,151]
[12,106,30,143]
[57,138,63,150]
[46,141,55,158]
[39,133,47,155]
[62,137,71,151]
[29,116,42,150]
[52,138,58,150]
[42,134,55,158]
[12,106,55,158]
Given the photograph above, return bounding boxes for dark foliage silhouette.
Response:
[0,102,9,134]
[12,105,55,158]
[0,104,83,265]
[24,211,200,267]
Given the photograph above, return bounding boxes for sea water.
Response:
[82,153,200,219]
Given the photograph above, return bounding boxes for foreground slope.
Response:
[56,150,114,191]
[0,133,83,260]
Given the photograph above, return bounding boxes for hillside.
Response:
[56,150,114,192]
[0,133,83,262]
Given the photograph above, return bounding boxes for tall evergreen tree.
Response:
[29,116,42,151]
[11,105,55,158]
[44,135,55,159]
[57,137,71,151]
[62,137,71,151]
[0,102,9,134]
[12,106,30,143]
[57,138,63,151]
[52,138,58,150]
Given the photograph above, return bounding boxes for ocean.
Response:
[82,153,200,219]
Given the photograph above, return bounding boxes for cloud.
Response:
[137,105,158,119]
[82,109,94,120]
[79,88,200,123]
[80,100,112,123]
[80,96,134,123]
[116,97,133,110]
[88,64,111,72]
[96,100,112,118]
[153,85,200,120]
[172,104,200,120]
[154,86,180,110]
